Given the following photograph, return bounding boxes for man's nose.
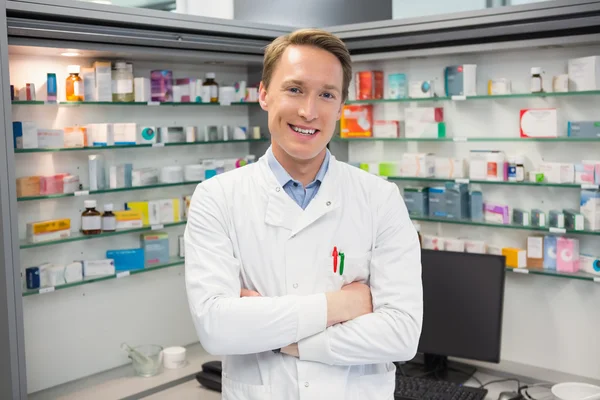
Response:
[298,96,318,121]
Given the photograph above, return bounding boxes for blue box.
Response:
[388,73,407,99]
[106,248,145,272]
[444,182,469,220]
[141,232,169,265]
[25,266,40,289]
[567,121,600,138]
[403,187,429,217]
[428,187,446,218]
[543,236,557,270]
[470,191,484,222]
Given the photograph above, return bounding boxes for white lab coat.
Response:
[184,152,423,400]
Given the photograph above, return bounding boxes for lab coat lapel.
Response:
[258,155,301,230]
[290,157,341,237]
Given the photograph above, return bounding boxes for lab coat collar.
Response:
[258,148,341,236]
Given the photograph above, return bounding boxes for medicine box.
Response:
[88,154,106,191]
[114,210,143,230]
[556,237,580,273]
[527,236,544,269]
[94,61,112,102]
[444,182,469,220]
[512,208,530,226]
[428,187,446,218]
[469,191,484,222]
[520,109,558,138]
[373,121,399,138]
[568,56,600,91]
[132,168,159,187]
[141,233,169,265]
[445,238,465,252]
[531,209,547,228]
[13,122,38,149]
[435,158,465,179]
[81,67,96,101]
[126,201,150,225]
[113,123,137,145]
[403,187,429,217]
[63,126,87,148]
[409,80,435,98]
[134,77,151,102]
[340,105,373,138]
[388,73,407,99]
[568,121,600,138]
[484,203,510,224]
[401,153,434,177]
[422,235,445,251]
[378,162,401,177]
[543,236,557,270]
[580,189,600,231]
[106,248,145,271]
[26,219,71,243]
[37,129,64,149]
[83,259,115,277]
[16,176,40,198]
[502,248,527,268]
[580,254,600,276]
[87,123,113,146]
[465,239,486,254]
[109,164,133,189]
[564,208,585,231]
[549,210,565,229]
[151,70,173,102]
[444,64,477,96]
[137,126,157,144]
[355,71,383,100]
[158,126,185,143]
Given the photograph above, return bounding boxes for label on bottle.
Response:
[530,78,542,92]
[117,79,133,94]
[210,85,218,100]
[82,215,101,231]
[102,216,116,231]
[516,166,524,182]
[73,81,82,97]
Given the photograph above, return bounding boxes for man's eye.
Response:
[322,92,335,99]
[289,87,301,94]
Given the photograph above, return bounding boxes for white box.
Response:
[132,168,159,187]
[134,77,151,102]
[401,153,434,177]
[137,126,157,144]
[469,151,489,180]
[568,56,600,91]
[148,200,161,225]
[465,239,486,254]
[444,238,465,252]
[489,79,511,95]
[405,107,443,123]
[373,121,399,138]
[409,80,435,98]
[540,162,574,183]
[520,109,558,138]
[64,262,83,283]
[27,229,71,244]
[63,127,86,148]
[81,67,96,101]
[113,123,137,145]
[581,190,600,231]
[87,123,114,146]
[83,259,115,277]
[422,235,444,250]
[88,154,106,190]
[94,61,112,102]
[552,74,569,93]
[487,245,503,256]
[37,129,64,148]
[435,157,465,179]
[158,127,185,143]
[13,122,38,149]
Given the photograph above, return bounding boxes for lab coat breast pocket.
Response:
[324,250,372,291]
[222,375,272,400]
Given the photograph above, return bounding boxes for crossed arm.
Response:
[185,180,423,365]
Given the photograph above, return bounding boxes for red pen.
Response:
[332,246,338,273]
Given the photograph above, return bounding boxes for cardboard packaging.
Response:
[403,187,429,217]
[373,121,399,138]
[580,189,600,231]
[141,233,169,265]
[520,109,558,138]
[444,64,477,96]
[568,56,600,91]
[13,121,38,149]
[401,153,435,177]
[355,71,384,100]
[556,237,580,273]
[568,121,600,138]
[340,105,373,138]
[543,236,557,270]
[106,248,145,271]
[527,236,544,269]
[16,176,41,197]
[502,248,527,268]
[26,219,71,243]
[428,187,446,218]
[388,73,407,99]
[409,80,435,98]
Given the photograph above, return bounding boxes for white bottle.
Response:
[530,67,543,93]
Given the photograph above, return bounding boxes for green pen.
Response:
[339,252,345,276]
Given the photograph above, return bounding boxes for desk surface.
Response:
[144,371,556,400]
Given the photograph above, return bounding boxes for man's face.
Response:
[259,45,344,161]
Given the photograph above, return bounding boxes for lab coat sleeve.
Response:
[297,183,423,366]
[184,180,327,356]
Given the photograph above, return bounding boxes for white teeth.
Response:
[291,125,316,135]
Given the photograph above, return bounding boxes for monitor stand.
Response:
[400,353,477,385]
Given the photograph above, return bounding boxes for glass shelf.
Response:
[22,257,185,297]
[334,137,600,142]
[17,181,202,202]
[20,220,187,249]
[14,138,269,153]
[412,216,600,236]
[345,90,600,104]
[385,176,586,189]
[12,101,259,106]
[506,267,600,283]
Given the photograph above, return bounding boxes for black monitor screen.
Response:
[417,250,506,363]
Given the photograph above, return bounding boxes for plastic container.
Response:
[551,382,600,400]
[112,61,134,102]
[129,344,163,377]
[47,73,57,104]
[66,65,83,102]
[163,346,186,369]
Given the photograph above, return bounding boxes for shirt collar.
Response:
[267,146,330,187]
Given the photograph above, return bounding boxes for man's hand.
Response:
[240,288,261,297]
[280,343,299,357]
[325,282,373,327]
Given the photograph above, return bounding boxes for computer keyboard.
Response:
[394,376,488,400]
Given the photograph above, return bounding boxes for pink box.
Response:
[484,203,510,224]
[557,237,580,273]
[40,173,68,195]
[150,70,173,102]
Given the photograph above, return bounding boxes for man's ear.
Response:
[259,81,268,111]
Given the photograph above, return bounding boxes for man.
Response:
[185,28,423,400]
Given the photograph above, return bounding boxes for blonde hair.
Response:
[262,28,352,101]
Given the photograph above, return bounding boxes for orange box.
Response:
[16,176,41,197]
[356,71,384,100]
[63,126,88,148]
[340,105,373,138]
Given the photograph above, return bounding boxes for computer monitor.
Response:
[403,249,506,384]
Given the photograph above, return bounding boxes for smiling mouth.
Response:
[288,123,319,136]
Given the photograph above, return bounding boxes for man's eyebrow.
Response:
[281,79,341,93]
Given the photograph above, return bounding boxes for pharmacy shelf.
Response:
[14,138,269,153]
[334,137,600,142]
[506,266,600,283]
[11,101,259,106]
[20,220,187,249]
[17,180,202,202]
[385,176,595,190]
[22,257,185,297]
[412,216,600,236]
[346,90,600,104]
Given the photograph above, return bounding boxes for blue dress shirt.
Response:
[267,147,330,210]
